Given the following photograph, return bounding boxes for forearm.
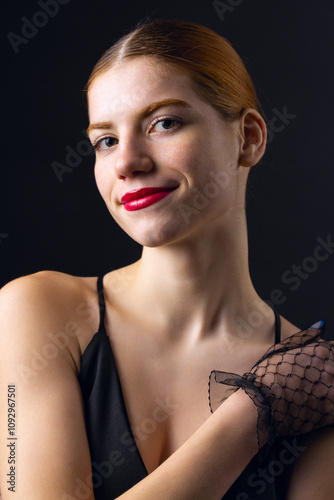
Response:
[116,390,259,500]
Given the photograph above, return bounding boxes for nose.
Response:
[114,137,154,179]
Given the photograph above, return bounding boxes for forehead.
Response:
[87,56,198,121]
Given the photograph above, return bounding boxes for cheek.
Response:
[181,136,240,213]
[165,138,209,182]
[171,133,237,188]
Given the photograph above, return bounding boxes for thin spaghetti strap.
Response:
[273,308,281,344]
[96,275,106,333]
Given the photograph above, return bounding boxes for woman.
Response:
[0,19,333,499]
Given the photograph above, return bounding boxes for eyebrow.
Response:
[86,98,191,135]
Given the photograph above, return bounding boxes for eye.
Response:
[93,136,118,152]
[151,117,181,132]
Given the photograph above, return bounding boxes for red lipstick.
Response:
[121,187,177,211]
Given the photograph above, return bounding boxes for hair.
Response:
[85,19,263,122]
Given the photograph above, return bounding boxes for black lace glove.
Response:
[208,320,334,452]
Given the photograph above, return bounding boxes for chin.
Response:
[129,231,179,248]
[121,220,186,248]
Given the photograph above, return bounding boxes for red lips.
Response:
[121,186,177,211]
[121,187,176,203]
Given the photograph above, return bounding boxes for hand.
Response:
[209,321,334,446]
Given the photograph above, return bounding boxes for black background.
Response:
[2,0,334,337]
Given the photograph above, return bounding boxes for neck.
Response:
[125,208,272,341]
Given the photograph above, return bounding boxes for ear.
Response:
[238,108,267,168]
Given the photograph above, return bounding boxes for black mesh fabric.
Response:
[208,321,334,453]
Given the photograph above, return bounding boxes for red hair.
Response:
[85,19,263,121]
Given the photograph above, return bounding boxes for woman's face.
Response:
[87,56,244,247]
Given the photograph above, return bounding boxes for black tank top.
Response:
[78,275,294,499]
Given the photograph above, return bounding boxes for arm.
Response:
[0,273,260,500]
[0,274,95,500]
[116,389,259,500]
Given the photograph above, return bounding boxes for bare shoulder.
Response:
[0,270,100,374]
[280,314,325,342]
[284,427,334,499]
[280,315,302,341]
[0,269,98,301]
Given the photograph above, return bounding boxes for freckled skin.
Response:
[88,57,244,248]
